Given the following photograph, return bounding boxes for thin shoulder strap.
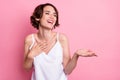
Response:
[56,32,59,41]
[29,34,35,50]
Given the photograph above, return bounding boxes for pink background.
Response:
[0,0,120,80]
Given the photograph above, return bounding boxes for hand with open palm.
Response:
[75,49,97,57]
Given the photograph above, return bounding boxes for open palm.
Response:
[75,49,97,57]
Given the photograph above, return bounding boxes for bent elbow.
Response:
[23,64,32,71]
[64,69,73,75]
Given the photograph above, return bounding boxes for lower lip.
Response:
[48,22,53,25]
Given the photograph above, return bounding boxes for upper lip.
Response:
[47,19,54,24]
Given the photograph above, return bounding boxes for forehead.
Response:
[43,5,56,13]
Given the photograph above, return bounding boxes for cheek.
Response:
[39,19,45,26]
[54,18,57,23]
[40,17,46,23]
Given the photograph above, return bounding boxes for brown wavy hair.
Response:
[30,3,60,29]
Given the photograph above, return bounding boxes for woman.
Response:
[23,3,97,80]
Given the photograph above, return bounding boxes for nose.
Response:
[49,14,55,19]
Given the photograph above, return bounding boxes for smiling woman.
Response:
[23,3,96,80]
[30,3,59,30]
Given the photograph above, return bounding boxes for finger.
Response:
[37,41,46,47]
[89,52,98,57]
[35,44,41,48]
[32,42,38,49]
[93,53,98,57]
[87,49,92,52]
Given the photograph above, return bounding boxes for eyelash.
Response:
[45,13,57,17]
[54,14,57,17]
[45,13,49,15]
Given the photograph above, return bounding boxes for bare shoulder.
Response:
[59,33,71,60]
[24,34,34,46]
[59,33,69,43]
[59,33,68,41]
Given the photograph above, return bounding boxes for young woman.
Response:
[23,3,97,80]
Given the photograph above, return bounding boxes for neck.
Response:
[37,27,53,41]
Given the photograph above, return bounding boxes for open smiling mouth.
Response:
[47,20,54,25]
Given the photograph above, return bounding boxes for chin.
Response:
[45,26,53,30]
[41,24,54,30]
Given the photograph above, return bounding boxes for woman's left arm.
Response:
[60,33,97,75]
[60,33,79,75]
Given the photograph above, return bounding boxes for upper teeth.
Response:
[48,20,53,24]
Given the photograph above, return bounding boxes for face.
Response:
[39,5,57,29]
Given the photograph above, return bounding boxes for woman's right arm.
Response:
[23,35,46,71]
[23,35,34,71]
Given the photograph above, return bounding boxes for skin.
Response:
[23,5,97,74]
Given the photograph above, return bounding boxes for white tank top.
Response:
[29,33,67,80]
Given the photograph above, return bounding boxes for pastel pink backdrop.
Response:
[0,0,120,80]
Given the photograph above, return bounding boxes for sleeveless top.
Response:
[29,33,67,80]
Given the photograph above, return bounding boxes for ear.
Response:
[35,18,40,21]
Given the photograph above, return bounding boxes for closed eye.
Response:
[45,12,49,15]
[53,14,57,17]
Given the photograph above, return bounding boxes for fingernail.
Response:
[94,54,98,57]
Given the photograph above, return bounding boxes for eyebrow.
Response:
[44,10,57,14]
